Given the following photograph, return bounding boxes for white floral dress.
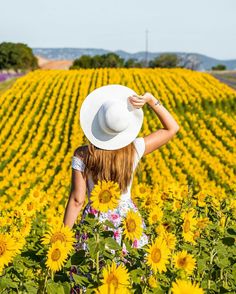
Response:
[71,137,149,251]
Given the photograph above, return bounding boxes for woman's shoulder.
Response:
[72,145,88,172]
[73,145,88,159]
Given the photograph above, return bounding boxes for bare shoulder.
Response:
[73,145,88,159]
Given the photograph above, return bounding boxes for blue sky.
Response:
[1,0,236,59]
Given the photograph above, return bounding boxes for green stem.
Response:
[43,268,49,293]
[96,250,100,274]
[208,248,217,289]
[51,269,54,281]
[96,233,100,279]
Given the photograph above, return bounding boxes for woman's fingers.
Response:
[129,95,143,102]
[128,95,144,108]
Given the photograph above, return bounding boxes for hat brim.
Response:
[80,84,144,150]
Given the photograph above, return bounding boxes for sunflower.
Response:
[0,233,17,270]
[90,180,121,212]
[46,240,69,272]
[20,218,32,237]
[28,186,43,200]
[181,209,198,244]
[148,275,158,288]
[161,231,177,251]
[172,250,196,275]
[195,189,209,207]
[148,205,163,225]
[122,210,143,242]
[21,198,39,218]
[140,194,159,212]
[196,217,210,230]
[41,223,76,253]
[171,278,204,294]
[133,183,151,200]
[9,229,26,254]
[95,261,131,293]
[145,236,171,274]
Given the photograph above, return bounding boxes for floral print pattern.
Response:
[79,196,149,251]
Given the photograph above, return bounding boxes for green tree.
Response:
[124,58,143,68]
[70,55,93,69]
[149,53,180,68]
[101,53,124,68]
[211,64,227,71]
[70,52,125,69]
[0,42,38,72]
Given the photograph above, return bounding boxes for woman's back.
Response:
[72,137,145,199]
[71,137,149,249]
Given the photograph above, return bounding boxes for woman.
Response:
[63,84,180,250]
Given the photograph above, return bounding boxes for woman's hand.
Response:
[128,92,155,109]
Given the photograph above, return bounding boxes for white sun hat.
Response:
[79,84,144,150]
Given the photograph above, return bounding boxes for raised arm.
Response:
[129,92,180,156]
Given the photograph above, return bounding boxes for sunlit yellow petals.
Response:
[172,198,182,211]
[196,217,210,230]
[148,205,163,225]
[133,183,151,200]
[162,231,177,251]
[171,278,204,294]
[148,275,158,288]
[140,193,159,211]
[0,233,17,270]
[122,210,143,242]
[195,190,208,207]
[96,261,131,293]
[90,180,121,212]
[41,223,76,253]
[146,236,171,274]
[46,240,69,272]
[181,209,198,244]
[172,250,196,275]
[21,198,39,217]
[9,229,26,253]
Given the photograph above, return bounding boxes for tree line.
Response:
[0,42,228,72]
[70,53,228,71]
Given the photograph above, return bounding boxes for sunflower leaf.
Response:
[105,237,121,250]
[46,281,65,294]
[72,273,90,286]
[102,220,116,229]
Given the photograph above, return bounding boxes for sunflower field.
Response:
[0,68,235,294]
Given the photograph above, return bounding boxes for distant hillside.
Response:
[32,48,236,71]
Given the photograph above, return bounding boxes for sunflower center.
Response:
[126,219,136,232]
[0,241,6,256]
[152,215,158,222]
[51,248,61,261]
[179,257,187,266]
[27,203,34,211]
[51,233,66,243]
[33,191,40,198]
[151,248,161,263]
[140,187,146,193]
[99,190,112,204]
[161,192,168,201]
[184,220,190,233]
[107,273,119,288]
[145,198,151,206]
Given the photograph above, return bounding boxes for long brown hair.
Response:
[82,141,137,194]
